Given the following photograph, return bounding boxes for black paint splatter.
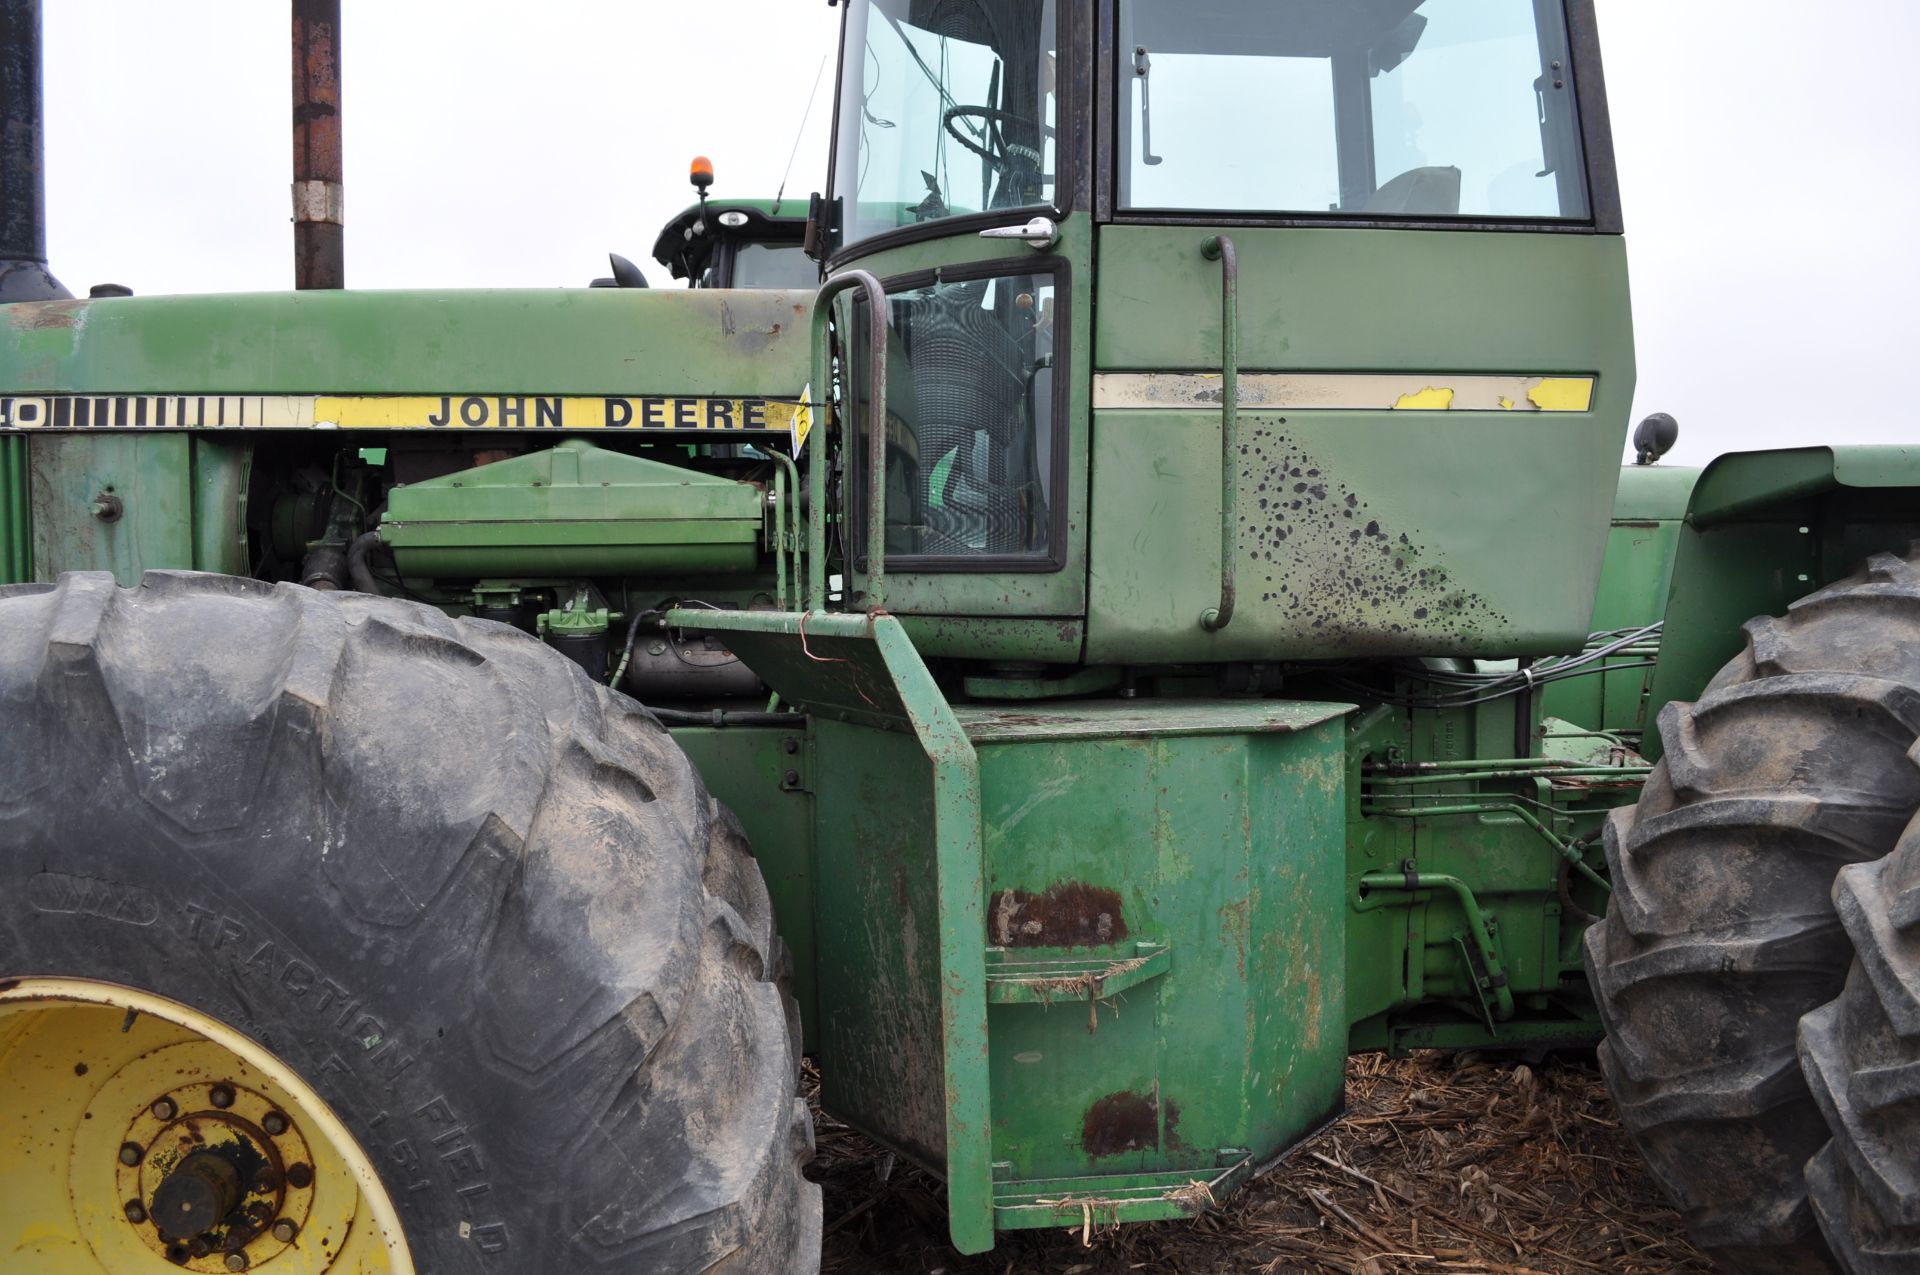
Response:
[1235,418,1506,651]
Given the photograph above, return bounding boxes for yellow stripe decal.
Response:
[1524,378,1595,412]
[0,393,812,439]
[1093,373,1597,412]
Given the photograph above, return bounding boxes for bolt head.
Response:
[209,1085,235,1109]
[262,1111,289,1136]
[225,1253,250,1271]
[119,1141,144,1166]
[151,1096,178,1121]
[271,1219,298,1243]
[285,1163,314,1189]
[124,1199,148,1224]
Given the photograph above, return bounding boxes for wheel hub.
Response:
[117,1078,319,1268]
[151,1150,245,1241]
[0,978,411,1272]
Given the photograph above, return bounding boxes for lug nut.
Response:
[286,1163,313,1189]
[224,1254,250,1271]
[151,1096,178,1120]
[124,1199,148,1224]
[272,1219,298,1243]
[209,1084,235,1109]
[119,1141,145,1166]
[262,1110,289,1136]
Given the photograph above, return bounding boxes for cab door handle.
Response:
[977,216,1058,250]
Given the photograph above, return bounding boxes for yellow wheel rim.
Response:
[0,978,413,1273]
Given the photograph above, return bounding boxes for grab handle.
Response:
[1199,235,1238,632]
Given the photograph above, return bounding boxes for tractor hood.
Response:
[0,287,813,401]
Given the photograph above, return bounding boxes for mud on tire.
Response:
[0,571,819,1273]
[1587,548,1920,1274]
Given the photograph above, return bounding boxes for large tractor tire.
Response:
[1587,549,1920,1274]
[0,571,819,1273]
[1799,813,1920,1272]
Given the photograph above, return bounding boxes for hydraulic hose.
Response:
[346,530,383,594]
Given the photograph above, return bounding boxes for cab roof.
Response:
[651,199,809,281]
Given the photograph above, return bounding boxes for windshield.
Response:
[1120,0,1588,219]
[729,242,819,289]
[832,0,1058,250]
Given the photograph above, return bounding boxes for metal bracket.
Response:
[290,180,344,226]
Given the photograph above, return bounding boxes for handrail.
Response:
[1199,235,1238,631]
[807,269,889,612]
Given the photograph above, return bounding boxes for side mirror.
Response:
[803,192,836,263]
[1632,412,1678,465]
[608,253,649,289]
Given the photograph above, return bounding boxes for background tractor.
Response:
[3,2,1917,1273]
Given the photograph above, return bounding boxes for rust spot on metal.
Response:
[989,881,1128,948]
[1082,1090,1158,1160]
[1218,897,1250,979]
[7,299,83,331]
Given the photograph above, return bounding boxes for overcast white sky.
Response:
[39,2,1920,466]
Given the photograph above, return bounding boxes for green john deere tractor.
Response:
[3,1,1917,1272]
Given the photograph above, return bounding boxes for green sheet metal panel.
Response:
[1539,464,1699,734]
[25,433,247,584]
[810,715,955,1165]
[669,723,818,1035]
[1641,447,1920,757]
[673,610,996,1252]
[670,609,1355,1247]
[382,439,762,576]
[955,700,1350,1214]
[1087,223,1635,662]
[1,433,28,582]
[0,288,810,396]
[1088,406,1627,660]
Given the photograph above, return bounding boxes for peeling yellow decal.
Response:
[1525,378,1594,412]
[1391,386,1456,410]
[1093,373,1596,413]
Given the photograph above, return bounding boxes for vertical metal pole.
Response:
[292,0,344,289]
[0,0,69,301]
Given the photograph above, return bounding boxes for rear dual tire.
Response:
[1588,548,1920,1273]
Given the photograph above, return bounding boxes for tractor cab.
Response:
[652,200,814,288]
[651,156,815,288]
[815,0,1627,664]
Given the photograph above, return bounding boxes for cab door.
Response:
[822,0,1093,660]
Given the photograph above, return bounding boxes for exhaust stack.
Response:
[292,0,344,289]
[0,0,70,301]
